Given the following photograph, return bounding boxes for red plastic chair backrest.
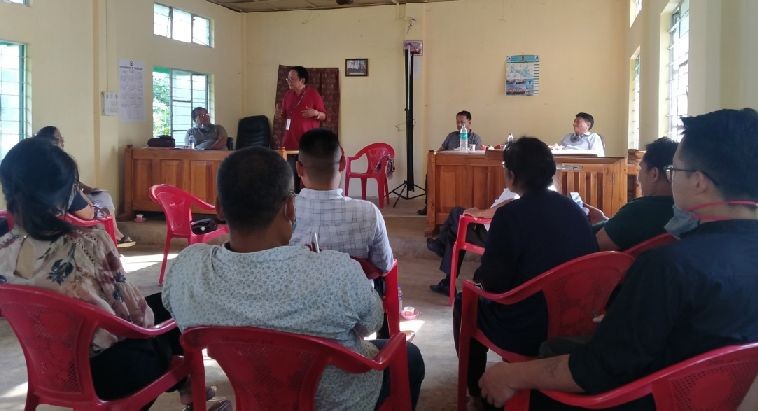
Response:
[0,284,173,405]
[624,233,677,258]
[348,143,395,177]
[150,184,207,237]
[652,343,758,410]
[181,326,409,411]
[542,342,758,410]
[476,251,635,338]
[0,209,13,230]
[62,213,117,245]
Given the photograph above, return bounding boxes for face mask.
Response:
[664,200,758,238]
[664,205,699,238]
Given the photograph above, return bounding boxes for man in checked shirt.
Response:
[289,128,395,334]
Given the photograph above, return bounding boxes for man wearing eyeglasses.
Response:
[477,108,758,410]
[186,107,229,150]
[556,112,605,156]
[586,137,677,251]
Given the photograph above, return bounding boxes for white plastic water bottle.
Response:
[507,132,514,144]
[459,124,469,152]
[187,134,196,150]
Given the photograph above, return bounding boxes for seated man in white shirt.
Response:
[163,147,425,409]
[427,188,519,295]
[291,128,395,337]
[290,128,393,275]
[556,112,605,156]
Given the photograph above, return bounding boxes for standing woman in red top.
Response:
[277,66,326,191]
[278,66,326,150]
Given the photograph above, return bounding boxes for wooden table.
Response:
[121,146,231,218]
[425,149,628,235]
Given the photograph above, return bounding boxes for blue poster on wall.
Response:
[505,55,540,96]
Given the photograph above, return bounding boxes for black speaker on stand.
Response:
[389,46,426,206]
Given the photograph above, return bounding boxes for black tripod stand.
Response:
[390,46,426,207]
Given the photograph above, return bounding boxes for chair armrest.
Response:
[100,316,178,339]
[541,342,758,409]
[460,215,493,226]
[189,196,216,211]
[370,333,407,369]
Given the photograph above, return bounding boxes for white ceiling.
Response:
[206,0,454,13]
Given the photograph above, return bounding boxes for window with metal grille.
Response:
[629,53,641,149]
[0,41,28,159]
[154,3,212,47]
[152,67,209,145]
[630,0,643,26]
[667,0,688,141]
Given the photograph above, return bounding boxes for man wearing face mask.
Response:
[186,107,229,150]
[476,108,758,410]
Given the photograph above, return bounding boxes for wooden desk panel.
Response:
[425,150,627,235]
[122,146,231,217]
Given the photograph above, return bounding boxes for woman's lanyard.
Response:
[290,87,308,114]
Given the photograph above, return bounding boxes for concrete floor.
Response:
[0,198,489,410]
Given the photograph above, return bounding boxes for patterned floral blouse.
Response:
[0,227,152,353]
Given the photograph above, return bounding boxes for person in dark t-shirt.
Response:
[477,108,758,410]
[588,137,678,251]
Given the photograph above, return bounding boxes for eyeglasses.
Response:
[664,165,719,185]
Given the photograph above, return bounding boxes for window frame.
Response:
[666,0,689,142]
[0,40,29,159]
[152,66,210,146]
[629,53,641,149]
[153,3,213,48]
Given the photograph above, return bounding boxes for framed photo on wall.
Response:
[345,58,368,77]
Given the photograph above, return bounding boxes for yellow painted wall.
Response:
[243,0,627,197]
[627,0,758,146]
[2,0,757,209]
[0,0,242,209]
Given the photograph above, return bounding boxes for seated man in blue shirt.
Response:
[557,112,605,156]
[439,110,483,151]
[477,108,758,410]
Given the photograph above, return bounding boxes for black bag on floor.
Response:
[191,218,218,235]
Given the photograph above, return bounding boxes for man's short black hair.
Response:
[290,66,309,84]
[298,128,341,185]
[679,108,758,200]
[503,136,556,193]
[642,137,678,175]
[34,126,59,142]
[576,112,595,130]
[217,147,292,231]
[457,110,472,121]
[191,107,207,122]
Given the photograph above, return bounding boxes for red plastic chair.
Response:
[624,232,677,258]
[181,326,412,411]
[353,258,401,337]
[448,215,492,306]
[457,251,635,411]
[0,284,189,410]
[540,342,758,410]
[344,143,394,208]
[63,213,118,246]
[1,210,117,246]
[149,184,229,285]
[0,209,14,230]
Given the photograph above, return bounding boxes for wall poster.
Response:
[505,55,540,96]
[118,59,145,122]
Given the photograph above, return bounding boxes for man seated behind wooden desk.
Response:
[186,106,229,150]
